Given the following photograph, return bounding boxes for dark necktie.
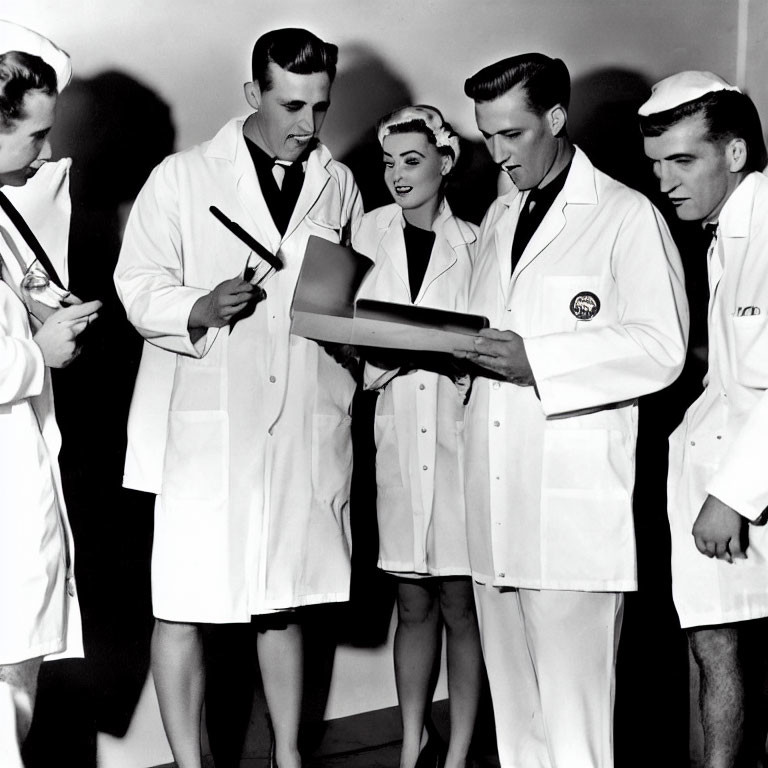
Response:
[703,222,718,254]
[510,191,539,274]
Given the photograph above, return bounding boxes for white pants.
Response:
[473,585,624,768]
[0,682,23,768]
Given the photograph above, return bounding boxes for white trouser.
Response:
[0,681,23,768]
[473,584,624,768]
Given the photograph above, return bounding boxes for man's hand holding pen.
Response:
[188,275,266,342]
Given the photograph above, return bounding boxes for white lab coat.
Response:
[115,118,363,622]
[464,147,688,592]
[0,160,82,663]
[668,171,768,627]
[353,203,477,576]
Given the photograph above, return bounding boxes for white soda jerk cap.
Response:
[0,19,72,92]
[639,70,741,116]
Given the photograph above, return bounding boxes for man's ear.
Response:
[726,137,748,173]
[243,80,261,112]
[548,104,567,137]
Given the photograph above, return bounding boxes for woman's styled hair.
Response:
[251,28,338,91]
[464,53,570,114]
[639,90,767,173]
[0,51,57,130]
[377,105,460,165]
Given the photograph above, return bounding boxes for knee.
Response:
[689,626,739,673]
[152,619,201,649]
[439,587,478,633]
[397,592,437,628]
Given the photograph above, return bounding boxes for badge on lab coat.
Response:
[570,291,601,320]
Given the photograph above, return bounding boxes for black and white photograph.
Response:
[2,2,768,767]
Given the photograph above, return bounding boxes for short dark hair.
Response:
[251,28,338,91]
[639,90,767,173]
[464,53,570,113]
[0,51,57,130]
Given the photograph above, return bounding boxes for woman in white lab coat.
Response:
[0,35,99,747]
[353,106,481,768]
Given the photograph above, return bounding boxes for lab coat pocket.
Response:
[312,413,353,516]
[374,414,405,488]
[163,411,228,502]
[731,315,768,387]
[541,428,634,583]
[538,276,605,334]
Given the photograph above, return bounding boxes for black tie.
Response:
[510,191,539,274]
[703,222,718,255]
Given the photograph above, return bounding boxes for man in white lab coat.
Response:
[641,71,768,768]
[0,20,101,752]
[114,28,362,768]
[455,54,688,767]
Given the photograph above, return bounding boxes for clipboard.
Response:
[290,236,489,353]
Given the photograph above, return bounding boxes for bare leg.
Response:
[689,626,744,768]
[151,619,205,768]
[258,623,303,768]
[0,657,43,744]
[395,579,440,768]
[439,578,481,768]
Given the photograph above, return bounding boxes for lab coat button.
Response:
[498,572,506,578]
[492,382,500,389]
[421,427,427,433]
[419,384,426,390]
[269,375,276,383]
[422,465,428,471]
[493,420,500,427]
[716,435,722,440]
[690,441,695,446]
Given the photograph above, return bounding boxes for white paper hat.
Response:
[0,19,72,92]
[639,71,741,117]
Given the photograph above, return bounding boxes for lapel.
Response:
[415,201,473,303]
[512,146,597,281]
[375,205,411,297]
[282,143,333,243]
[205,117,281,252]
[492,189,523,299]
[713,172,756,298]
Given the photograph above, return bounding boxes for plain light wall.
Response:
[3,1,766,767]
[5,0,766,156]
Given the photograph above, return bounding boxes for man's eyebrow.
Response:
[479,127,519,139]
[665,152,696,160]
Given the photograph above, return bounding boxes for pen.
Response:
[209,205,284,273]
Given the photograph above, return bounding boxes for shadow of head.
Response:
[50,70,176,206]
[569,67,657,199]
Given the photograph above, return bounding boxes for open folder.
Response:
[290,236,489,353]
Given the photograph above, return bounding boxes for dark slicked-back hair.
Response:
[251,28,338,91]
[639,90,767,173]
[0,51,57,130]
[464,53,570,114]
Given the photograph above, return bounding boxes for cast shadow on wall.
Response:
[22,71,175,768]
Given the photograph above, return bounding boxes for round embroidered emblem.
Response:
[569,291,601,321]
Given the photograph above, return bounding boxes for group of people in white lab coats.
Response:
[3,17,768,768]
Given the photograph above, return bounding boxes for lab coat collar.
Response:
[718,171,761,240]
[374,199,476,248]
[500,145,597,281]
[205,116,333,247]
[375,200,474,303]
